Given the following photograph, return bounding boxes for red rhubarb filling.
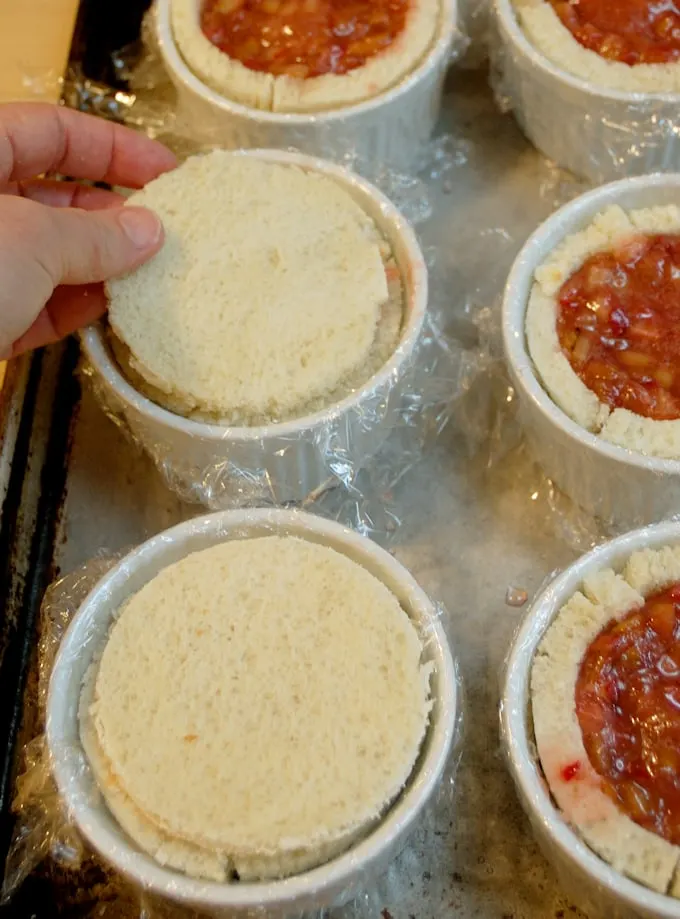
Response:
[201,0,409,78]
[549,0,680,66]
[575,582,680,842]
[557,233,680,421]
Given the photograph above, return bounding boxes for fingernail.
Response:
[118,207,162,248]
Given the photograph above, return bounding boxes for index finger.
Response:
[0,103,177,188]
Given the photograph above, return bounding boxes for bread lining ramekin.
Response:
[82,148,428,508]
[502,173,680,530]
[501,520,680,919]
[492,0,680,184]
[154,0,457,174]
[47,507,458,918]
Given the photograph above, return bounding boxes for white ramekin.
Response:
[502,173,680,531]
[459,0,490,67]
[46,508,458,918]
[82,148,428,507]
[502,519,680,919]
[155,0,457,174]
[493,0,680,184]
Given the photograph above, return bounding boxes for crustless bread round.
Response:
[82,536,432,881]
[107,152,403,427]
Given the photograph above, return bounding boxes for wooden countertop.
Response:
[0,0,79,104]
[0,0,79,387]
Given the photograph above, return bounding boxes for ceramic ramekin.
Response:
[82,148,428,507]
[502,520,680,919]
[502,173,680,530]
[46,508,458,918]
[459,0,490,68]
[493,0,680,184]
[155,0,457,174]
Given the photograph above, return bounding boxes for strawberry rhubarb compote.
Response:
[549,0,680,66]
[201,0,410,78]
[557,234,680,421]
[575,584,680,843]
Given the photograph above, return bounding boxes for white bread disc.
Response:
[107,152,392,426]
[88,536,432,877]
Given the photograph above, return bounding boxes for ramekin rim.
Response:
[85,147,428,444]
[501,519,680,918]
[494,0,680,104]
[156,0,458,125]
[47,507,458,910]
[502,173,680,477]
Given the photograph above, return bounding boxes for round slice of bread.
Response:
[106,152,395,427]
[107,255,404,426]
[80,662,360,881]
[86,536,432,879]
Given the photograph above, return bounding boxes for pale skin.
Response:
[0,103,177,359]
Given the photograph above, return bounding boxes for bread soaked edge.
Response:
[78,536,436,883]
[529,543,680,896]
[525,203,680,460]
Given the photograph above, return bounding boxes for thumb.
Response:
[42,204,164,286]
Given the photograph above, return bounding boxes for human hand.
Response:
[0,103,177,359]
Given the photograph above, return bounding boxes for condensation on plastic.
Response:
[3,510,464,918]
[498,521,680,919]
[489,0,680,185]
[458,0,491,67]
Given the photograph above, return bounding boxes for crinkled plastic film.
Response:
[57,3,474,543]
[455,295,607,554]
[64,2,652,554]
[435,157,615,554]
[4,510,464,918]
[77,138,474,545]
[480,169,680,549]
[498,521,680,919]
[457,0,490,67]
[489,0,680,185]
[65,2,468,176]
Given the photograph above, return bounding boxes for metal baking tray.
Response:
[0,0,593,914]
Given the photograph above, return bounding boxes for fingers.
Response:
[31,199,164,286]
[5,284,106,357]
[0,103,177,188]
[7,179,125,210]
[0,195,163,352]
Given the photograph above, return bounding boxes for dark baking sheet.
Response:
[0,1,151,914]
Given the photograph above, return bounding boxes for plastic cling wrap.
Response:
[490,0,680,184]
[79,138,474,544]
[61,0,603,548]
[499,520,680,919]
[458,0,491,67]
[4,509,464,919]
[65,0,465,179]
[499,173,680,539]
[56,0,473,543]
